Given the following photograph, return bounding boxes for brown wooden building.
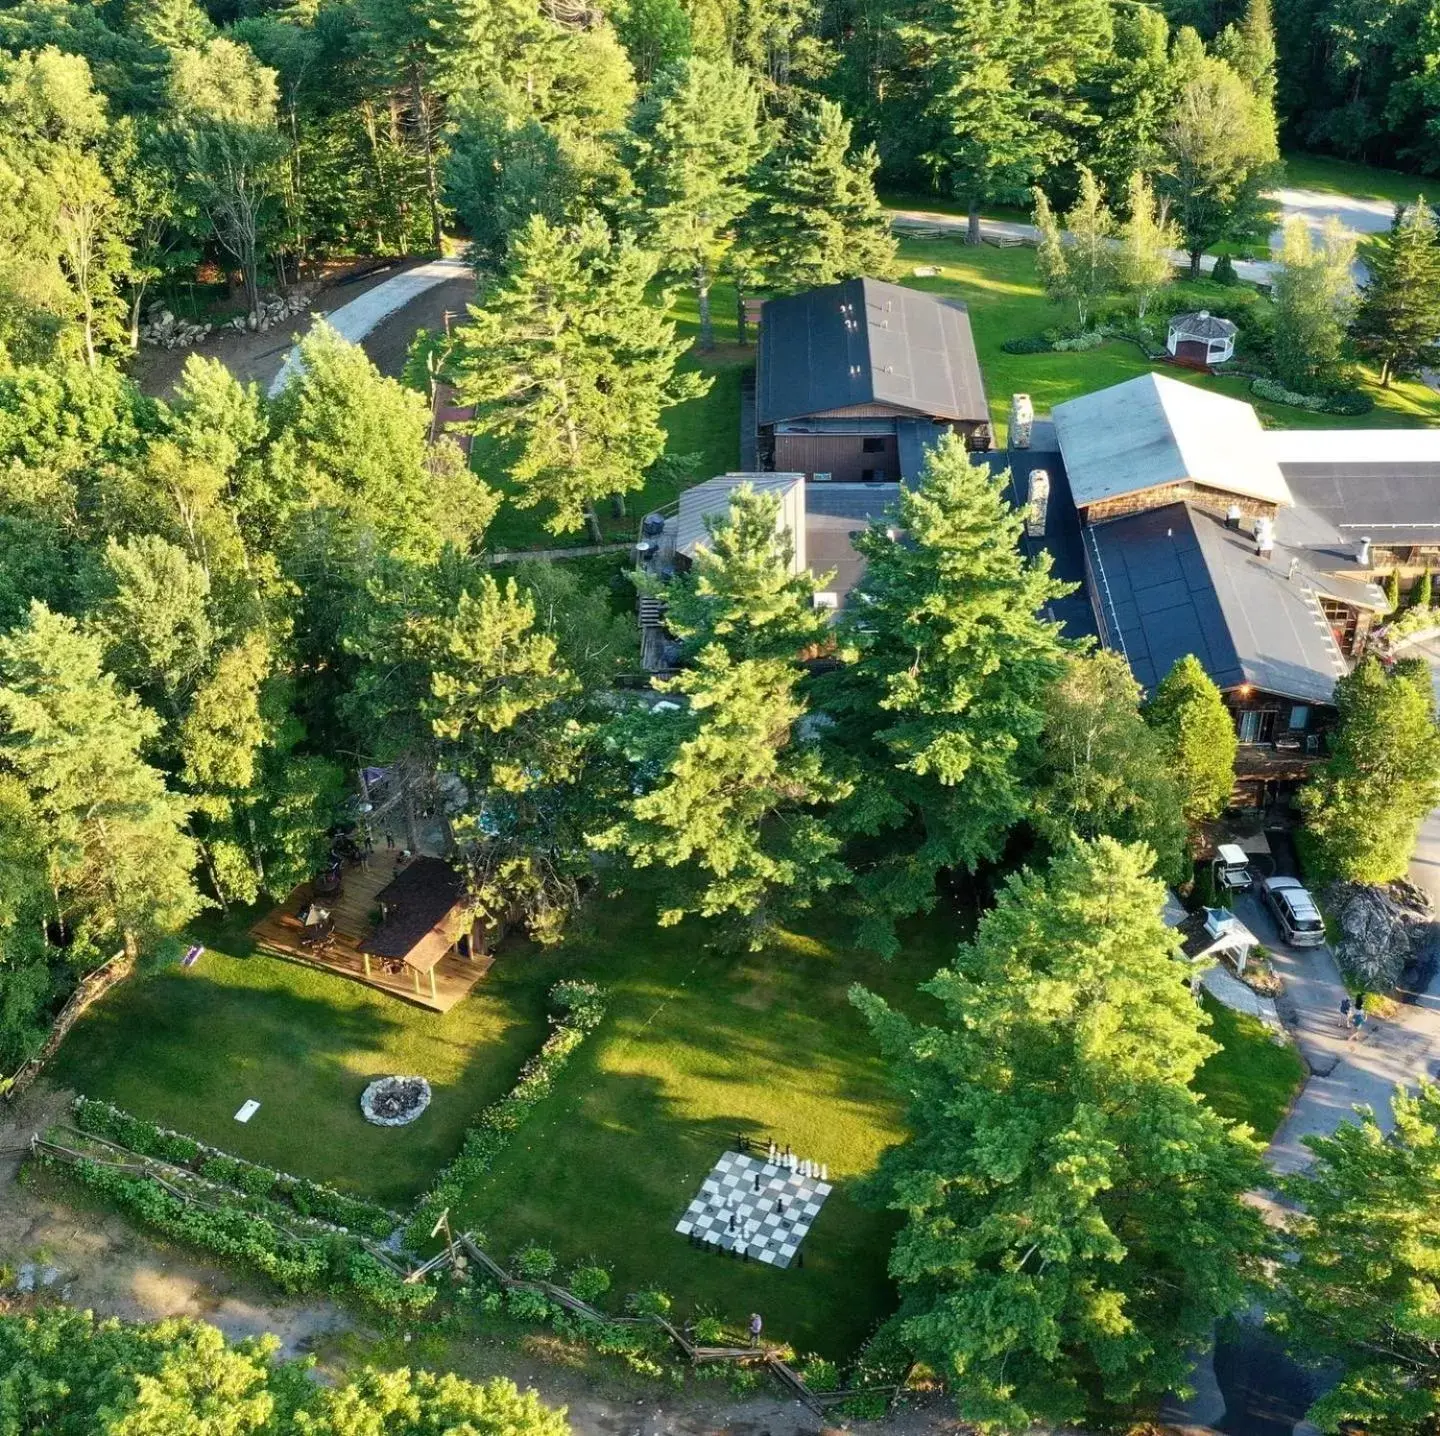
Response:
[755,278,991,485]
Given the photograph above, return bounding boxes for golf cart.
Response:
[1212,843,1254,894]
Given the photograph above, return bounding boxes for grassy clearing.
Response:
[892,235,1440,439]
[447,878,959,1359]
[1194,994,1305,1141]
[1281,151,1430,208]
[51,911,572,1209]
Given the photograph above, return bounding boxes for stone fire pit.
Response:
[360,1076,432,1127]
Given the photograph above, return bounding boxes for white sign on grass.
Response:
[234,1099,261,1123]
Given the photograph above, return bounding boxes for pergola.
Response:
[359,856,473,1004]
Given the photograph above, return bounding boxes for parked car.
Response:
[1261,876,1326,947]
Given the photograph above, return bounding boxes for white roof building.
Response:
[1051,372,1293,513]
[674,473,807,572]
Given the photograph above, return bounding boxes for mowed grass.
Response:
[51,911,572,1209]
[1193,995,1305,1141]
[444,877,959,1358]
[1281,151,1432,208]
[892,235,1440,439]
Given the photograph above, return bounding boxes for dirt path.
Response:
[130,259,473,401]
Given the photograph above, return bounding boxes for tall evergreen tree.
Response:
[817,434,1071,956]
[1275,1082,1440,1436]
[426,577,595,943]
[1352,198,1440,388]
[1145,653,1237,821]
[0,602,201,964]
[455,215,708,541]
[1214,0,1277,107]
[627,56,765,349]
[1301,655,1440,884]
[658,484,829,661]
[592,645,849,946]
[852,836,1269,1429]
[741,97,897,293]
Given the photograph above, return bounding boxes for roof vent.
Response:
[1254,517,1275,558]
[1226,504,1242,529]
[1198,310,1210,319]
[1356,535,1372,566]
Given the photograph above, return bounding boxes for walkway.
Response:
[268,256,471,397]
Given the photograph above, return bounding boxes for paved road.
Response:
[267,256,470,397]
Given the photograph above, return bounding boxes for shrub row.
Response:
[39,1151,434,1316]
[70,1096,401,1240]
[408,981,608,1245]
[1250,376,1374,415]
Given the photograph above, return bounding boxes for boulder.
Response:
[1325,880,1432,991]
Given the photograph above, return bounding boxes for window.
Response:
[1288,705,1310,731]
[861,468,887,483]
[1237,710,1261,744]
[861,436,885,453]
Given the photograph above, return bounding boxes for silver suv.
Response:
[1261,876,1325,947]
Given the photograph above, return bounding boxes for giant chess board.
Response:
[675,1150,832,1268]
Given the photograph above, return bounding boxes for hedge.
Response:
[1251,376,1374,416]
[407,981,608,1245]
[38,1151,433,1316]
[70,1096,400,1241]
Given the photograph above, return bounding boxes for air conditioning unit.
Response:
[812,471,833,483]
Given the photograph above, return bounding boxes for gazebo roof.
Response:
[360,856,468,970]
[1168,310,1238,341]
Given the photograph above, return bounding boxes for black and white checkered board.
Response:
[675,1150,832,1268]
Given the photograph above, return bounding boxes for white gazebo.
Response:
[1167,311,1238,367]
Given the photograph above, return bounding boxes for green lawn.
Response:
[892,235,1440,440]
[1193,994,1305,1141]
[1281,151,1431,208]
[50,911,574,1209]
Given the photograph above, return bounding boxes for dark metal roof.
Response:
[804,482,901,522]
[361,856,467,960]
[756,278,989,427]
[1280,462,1440,546]
[997,432,1098,643]
[1168,311,1238,340]
[895,419,950,481]
[1086,503,1345,704]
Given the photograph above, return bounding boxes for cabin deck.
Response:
[248,849,491,1013]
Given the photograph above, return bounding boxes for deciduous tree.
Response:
[852,836,1269,1429]
[1116,170,1178,320]
[1271,214,1357,393]
[1033,166,1117,328]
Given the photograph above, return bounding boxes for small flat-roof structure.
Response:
[675,473,807,572]
[1053,373,1293,514]
[360,856,472,1000]
[756,277,989,426]
[1085,501,1349,702]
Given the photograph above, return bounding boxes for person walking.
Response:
[1338,996,1352,1031]
[748,1312,763,1347]
[1348,1008,1368,1043]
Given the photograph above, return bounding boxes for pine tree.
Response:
[852,836,1269,1429]
[626,56,764,349]
[1352,198,1440,388]
[0,602,201,963]
[1274,1082,1440,1436]
[1031,650,1189,883]
[592,646,849,946]
[1146,653,1238,821]
[658,483,829,661]
[1271,215,1357,393]
[816,433,1071,956]
[1214,0,1277,108]
[1116,171,1177,320]
[741,97,897,293]
[1417,568,1434,610]
[454,215,708,541]
[426,577,593,943]
[1301,656,1440,884]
